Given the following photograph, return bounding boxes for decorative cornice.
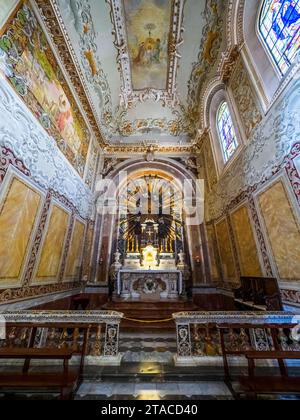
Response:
[0,282,81,305]
[103,143,193,155]
[34,0,107,147]
[236,0,246,46]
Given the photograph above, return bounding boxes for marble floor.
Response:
[120,332,176,363]
[76,381,233,400]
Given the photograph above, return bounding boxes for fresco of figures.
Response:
[124,0,171,90]
[0,2,90,177]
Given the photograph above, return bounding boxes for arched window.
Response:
[259,0,300,76]
[217,102,239,163]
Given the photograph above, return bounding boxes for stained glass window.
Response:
[259,0,300,75]
[217,102,238,162]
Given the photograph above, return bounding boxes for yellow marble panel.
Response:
[258,181,300,280]
[231,206,262,277]
[0,177,41,283]
[206,224,219,280]
[36,205,69,281]
[216,219,237,282]
[65,220,85,278]
[82,224,94,278]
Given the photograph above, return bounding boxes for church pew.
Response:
[0,348,77,400]
[218,324,300,399]
[0,322,91,400]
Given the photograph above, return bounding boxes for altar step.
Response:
[101,300,198,331]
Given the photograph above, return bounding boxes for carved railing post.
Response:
[103,323,120,358]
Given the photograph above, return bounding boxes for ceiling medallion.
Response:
[107,0,186,109]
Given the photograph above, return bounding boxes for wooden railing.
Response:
[0,310,124,366]
[173,312,300,365]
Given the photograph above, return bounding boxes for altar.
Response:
[117,269,183,301]
[110,212,189,302]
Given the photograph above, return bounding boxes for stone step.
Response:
[102,300,198,331]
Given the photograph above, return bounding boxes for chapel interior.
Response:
[0,0,299,401]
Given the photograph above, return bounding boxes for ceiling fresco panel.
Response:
[124,0,172,91]
[34,0,226,146]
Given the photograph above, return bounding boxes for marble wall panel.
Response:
[258,181,300,281]
[0,177,41,285]
[231,205,262,277]
[206,224,220,281]
[36,204,70,282]
[82,222,95,280]
[215,218,237,283]
[64,219,85,279]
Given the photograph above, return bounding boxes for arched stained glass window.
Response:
[217,102,238,163]
[259,0,300,75]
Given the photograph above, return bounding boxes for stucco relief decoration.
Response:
[229,57,262,138]
[206,80,300,221]
[112,110,191,138]
[187,0,225,134]
[0,2,91,177]
[286,142,300,206]
[0,78,94,218]
[0,146,31,183]
[107,0,185,109]
[202,133,217,190]
[85,141,98,189]
[56,0,113,139]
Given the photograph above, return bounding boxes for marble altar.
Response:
[117,270,183,301]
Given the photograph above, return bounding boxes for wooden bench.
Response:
[0,323,91,400]
[237,351,300,399]
[0,348,79,400]
[218,324,300,400]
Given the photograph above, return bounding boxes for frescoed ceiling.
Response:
[38,0,226,147]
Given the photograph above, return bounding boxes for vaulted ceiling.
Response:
[44,0,226,147]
